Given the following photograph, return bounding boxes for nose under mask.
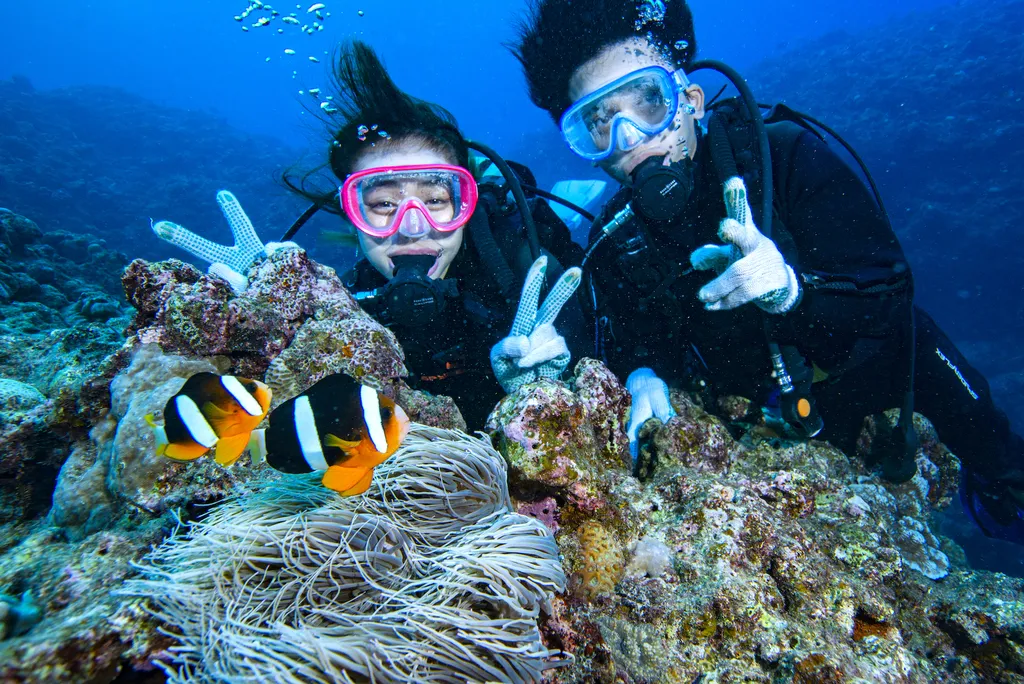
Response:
[398,207,430,238]
[615,119,648,152]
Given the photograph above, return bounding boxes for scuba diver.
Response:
[511,0,1024,543]
[152,41,587,429]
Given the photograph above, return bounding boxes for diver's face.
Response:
[353,145,465,281]
[568,38,704,185]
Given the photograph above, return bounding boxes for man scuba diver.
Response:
[511,0,1024,543]
[153,41,588,430]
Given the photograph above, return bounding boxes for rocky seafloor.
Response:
[0,206,1022,683]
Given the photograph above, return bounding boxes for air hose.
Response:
[467,140,541,261]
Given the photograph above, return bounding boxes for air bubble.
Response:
[635,0,666,30]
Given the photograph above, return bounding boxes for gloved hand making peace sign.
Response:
[151,191,298,293]
[491,256,583,393]
[690,177,801,314]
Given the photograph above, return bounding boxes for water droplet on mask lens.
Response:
[378,130,390,139]
[675,40,689,50]
[370,124,378,131]
[357,124,369,141]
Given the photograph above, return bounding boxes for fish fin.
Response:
[322,465,370,494]
[214,433,251,466]
[147,416,169,457]
[201,400,231,419]
[325,433,361,450]
[248,429,267,465]
[340,468,374,497]
[162,443,209,461]
[200,400,248,437]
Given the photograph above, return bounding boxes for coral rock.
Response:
[264,315,407,406]
[643,389,742,475]
[394,385,466,431]
[0,379,46,425]
[571,358,631,468]
[48,345,254,532]
[123,249,406,384]
[0,212,43,256]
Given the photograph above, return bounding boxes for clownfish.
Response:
[249,374,411,496]
[145,372,272,466]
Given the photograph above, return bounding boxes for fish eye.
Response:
[243,381,257,392]
[381,407,392,421]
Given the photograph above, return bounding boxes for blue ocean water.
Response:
[2,0,1023,574]
[0,0,962,153]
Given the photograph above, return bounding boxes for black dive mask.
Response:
[360,254,459,328]
[629,155,695,225]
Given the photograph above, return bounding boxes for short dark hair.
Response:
[510,0,698,123]
[283,41,469,210]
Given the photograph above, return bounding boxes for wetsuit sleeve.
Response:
[767,123,913,371]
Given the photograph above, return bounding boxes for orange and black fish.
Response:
[249,374,410,496]
[145,372,272,466]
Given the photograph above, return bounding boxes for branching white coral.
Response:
[126,425,568,683]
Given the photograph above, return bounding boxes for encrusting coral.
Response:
[576,522,624,598]
[127,425,568,683]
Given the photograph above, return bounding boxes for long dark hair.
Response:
[282,41,469,214]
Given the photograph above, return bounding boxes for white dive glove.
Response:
[150,190,298,293]
[690,177,800,313]
[490,256,583,393]
[625,368,677,463]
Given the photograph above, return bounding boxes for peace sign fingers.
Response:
[536,266,583,328]
[510,255,548,336]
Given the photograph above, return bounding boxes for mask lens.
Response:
[561,67,679,160]
[341,165,478,237]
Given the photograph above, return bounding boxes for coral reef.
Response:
[49,345,243,532]
[0,210,133,523]
[0,590,41,640]
[0,518,174,680]
[1,224,467,678]
[0,211,130,329]
[624,535,674,580]
[127,426,566,683]
[0,79,310,266]
[487,368,1024,682]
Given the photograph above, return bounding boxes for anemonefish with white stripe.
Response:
[145,372,272,466]
[248,374,411,496]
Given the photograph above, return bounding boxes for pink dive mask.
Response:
[340,164,479,238]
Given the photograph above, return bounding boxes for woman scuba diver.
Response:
[153,41,587,429]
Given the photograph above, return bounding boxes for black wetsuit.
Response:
[344,197,586,429]
[588,120,1024,540]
